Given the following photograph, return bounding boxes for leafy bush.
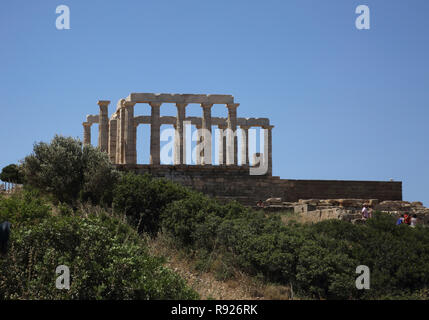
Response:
[113,173,190,235]
[158,186,429,300]
[0,164,24,184]
[0,215,198,300]
[0,191,198,300]
[161,192,224,247]
[22,135,118,205]
[0,189,51,226]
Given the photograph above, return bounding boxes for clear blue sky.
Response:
[1,0,428,205]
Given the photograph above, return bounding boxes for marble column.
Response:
[217,124,227,165]
[174,103,187,165]
[83,122,91,145]
[262,125,274,176]
[124,101,136,164]
[226,103,239,165]
[117,101,126,164]
[149,102,162,165]
[115,111,121,164]
[108,117,117,163]
[252,152,262,167]
[97,100,110,153]
[201,103,213,165]
[240,125,250,166]
[195,125,202,165]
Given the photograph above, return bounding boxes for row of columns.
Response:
[83,100,273,174]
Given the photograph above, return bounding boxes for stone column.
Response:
[83,122,91,145]
[240,125,250,166]
[133,123,138,164]
[174,103,187,165]
[124,101,136,164]
[149,102,162,165]
[226,103,239,165]
[115,111,121,164]
[262,125,274,176]
[201,103,213,165]
[108,117,117,163]
[252,152,262,167]
[117,101,126,164]
[97,100,110,153]
[195,125,202,165]
[217,124,227,165]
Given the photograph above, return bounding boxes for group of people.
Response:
[396,213,418,227]
[362,205,418,227]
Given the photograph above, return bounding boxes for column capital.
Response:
[217,123,227,129]
[240,125,251,130]
[82,122,91,127]
[262,125,274,130]
[149,102,162,108]
[176,103,188,109]
[201,103,214,109]
[226,103,240,110]
[97,100,111,107]
[123,101,136,108]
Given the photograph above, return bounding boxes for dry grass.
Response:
[145,233,293,300]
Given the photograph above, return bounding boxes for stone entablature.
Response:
[126,93,234,105]
[82,93,274,175]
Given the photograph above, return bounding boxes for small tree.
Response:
[22,135,118,205]
[0,164,24,184]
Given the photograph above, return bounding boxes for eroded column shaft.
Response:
[97,100,110,152]
[108,118,117,163]
[226,103,239,165]
[83,123,91,145]
[150,102,161,165]
[175,103,187,165]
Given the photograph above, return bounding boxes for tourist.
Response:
[361,205,369,220]
[396,214,405,225]
[256,200,265,208]
[410,214,417,228]
[368,206,374,219]
[404,213,411,225]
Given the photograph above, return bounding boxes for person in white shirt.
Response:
[410,214,417,228]
[361,205,369,220]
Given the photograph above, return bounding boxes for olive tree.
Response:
[22,135,118,205]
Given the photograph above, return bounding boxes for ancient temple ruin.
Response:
[83,93,273,174]
[82,93,402,206]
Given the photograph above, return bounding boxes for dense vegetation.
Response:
[0,189,198,300]
[1,135,429,300]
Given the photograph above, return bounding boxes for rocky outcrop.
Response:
[261,198,429,224]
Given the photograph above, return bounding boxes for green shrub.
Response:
[0,214,198,300]
[0,189,51,226]
[113,173,190,235]
[22,135,118,205]
[0,164,24,184]
[157,185,429,300]
[161,192,224,247]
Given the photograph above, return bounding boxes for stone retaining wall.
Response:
[115,165,402,206]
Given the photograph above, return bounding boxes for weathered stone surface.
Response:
[113,165,403,209]
[266,197,282,204]
[126,93,234,104]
